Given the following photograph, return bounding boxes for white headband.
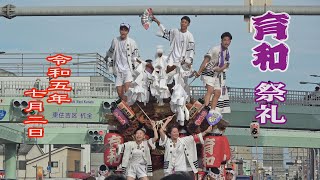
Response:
[156,45,164,54]
[226,169,235,175]
[120,23,130,31]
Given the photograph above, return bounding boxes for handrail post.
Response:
[0,81,3,96]
[109,83,112,98]
[21,53,24,76]
[242,88,246,103]
[43,64,45,76]
[94,53,97,76]
[73,82,77,98]
[304,91,309,106]
[75,54,78,77]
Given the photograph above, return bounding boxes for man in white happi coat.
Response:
[116,122,158,180]
[96,165,110,180]
[225,168,235,180]
[152,16,195,125]
[150,46,170,106]
[105,23,141,102]
[195,32,232,115]
[152,15,195,94]
[159,116,213,178]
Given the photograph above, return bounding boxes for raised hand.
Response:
[150,120,156,129]
[194,71,201,78]
[206,125,213,133]
[151,15,157,21]
[152,15,161,26]
[166,115,174,122]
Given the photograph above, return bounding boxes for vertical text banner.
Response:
[254,81,288,124]
[23,54,73,138]
[251,11,290,125]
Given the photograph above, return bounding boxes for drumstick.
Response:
[189,77,197,86]
[135,103,152,121]
[136,103,176,124]
[159,114,176,121]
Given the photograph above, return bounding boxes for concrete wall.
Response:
[0,145,43,177]
[81,144,90,173]
[0,155,3,170]
[17,146,42,179]
[25,146,43,160]
[0,147,82,179]
[25,149,68,179]
[67,149,81,172]
[90,153,104,176]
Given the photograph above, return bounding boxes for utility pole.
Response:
[48,145,52,178]
[310,149,315,180]
[250,121,260,180]
[317,149,320,180]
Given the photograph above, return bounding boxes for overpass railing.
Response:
[190,86,320,106]
[0,80,117,98]
[0,81,319,106]
[0,52,113,79]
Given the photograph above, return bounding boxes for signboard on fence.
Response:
[0,97,116,123]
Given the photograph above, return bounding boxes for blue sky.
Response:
[1,0,320,91]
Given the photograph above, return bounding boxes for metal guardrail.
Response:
[0,123,24,132]
[190,86,320,106]
[0,53,113,79]
[0,81,319,106]
[0,81,117,98]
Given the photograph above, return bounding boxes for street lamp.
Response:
[300,82,320,86]
[310,75,320,77]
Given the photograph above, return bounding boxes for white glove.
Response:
[184,58,192,64]
[106,58,114,74]
[184,105,189,121]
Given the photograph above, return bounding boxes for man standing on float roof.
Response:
[152,15,195,96]
[105,23,141,102]
[195,32,232,115]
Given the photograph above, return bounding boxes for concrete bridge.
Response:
[0,53,319,179]
[0,81,319,148]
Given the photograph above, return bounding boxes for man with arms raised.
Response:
[105,23,141,102]
[152,15,195,93]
